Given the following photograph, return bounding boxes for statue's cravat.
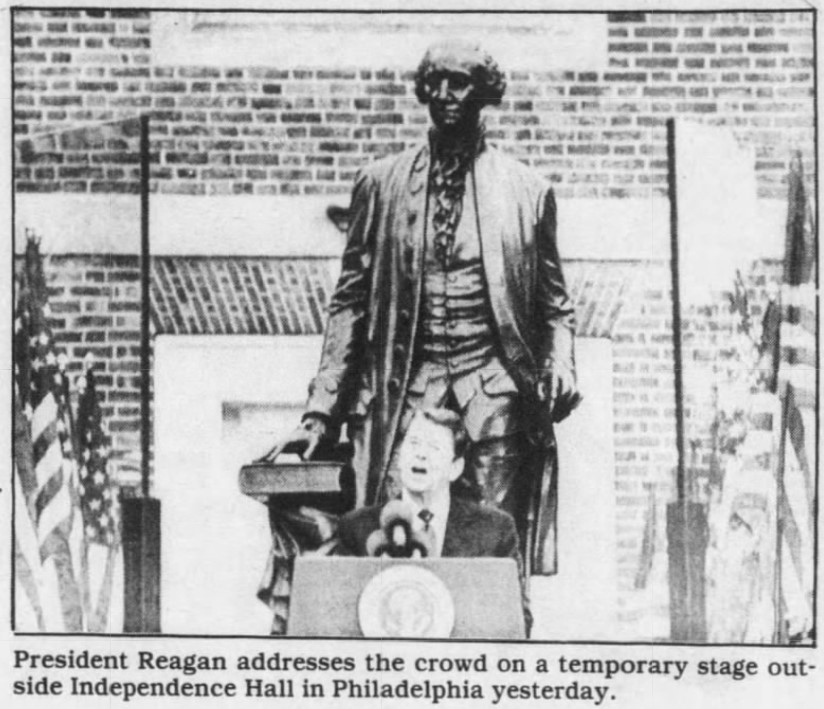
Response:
[429,124,485,265]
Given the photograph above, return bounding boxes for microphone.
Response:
[380,499,417,529]
[365,529,388,557]
[407,527,434,558]
[363,500,433,558]
[380,500,416,553]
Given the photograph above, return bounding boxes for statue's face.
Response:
[422,68,479,134]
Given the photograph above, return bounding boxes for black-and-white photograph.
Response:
[9,5,817,645]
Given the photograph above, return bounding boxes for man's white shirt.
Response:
[401,489,450,558]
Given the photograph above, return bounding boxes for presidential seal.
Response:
[358,565,455,638]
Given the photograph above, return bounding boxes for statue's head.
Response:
[414,39,506,134]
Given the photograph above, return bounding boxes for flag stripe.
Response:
[784,305,816,332]
[14,539,46,632]
[781,282,815,306]
[780,320,815,344]
[30,392,58,442]
[37,483,72,552]
[14,456,46,631]
[14,392,39,511]
[34,440,63,491]
[779,346,816,368]
[31,420,57,466]
[41,548,84,632]
[34,467,65,520]
[779,364,816,392]
[779,480,806,578]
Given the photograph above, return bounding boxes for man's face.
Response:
[423,69,479,134]
[398,415,462,495]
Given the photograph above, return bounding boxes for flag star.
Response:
[89,498,101,511]
[39,333,49,346]
[85,524,96,538]
[102,488,111,500]
[93,471,106,486]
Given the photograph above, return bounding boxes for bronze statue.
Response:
[266,39,580,574]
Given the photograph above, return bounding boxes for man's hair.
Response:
[418,407,469,460]
[414,40,506,108]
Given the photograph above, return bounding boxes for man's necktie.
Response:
[418,508,434,531]
[418,509,436,557]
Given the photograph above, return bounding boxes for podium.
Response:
[289,557,526,639]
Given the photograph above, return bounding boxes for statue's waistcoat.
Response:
[419,172,496,367]
[409,171,522,442]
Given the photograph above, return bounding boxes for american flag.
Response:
[775,153,816,644]
[76,365,121,631]
[77,367,117,547]
[14,234,83,631]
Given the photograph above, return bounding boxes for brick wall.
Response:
[13,9,150,194]
[14,9,815,200]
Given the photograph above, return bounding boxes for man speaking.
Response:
[266,39,579,573]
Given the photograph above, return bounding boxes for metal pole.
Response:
[124,114,162,633]
[666,118,687,504]
[665,118,707,643]
[140,114,151,498]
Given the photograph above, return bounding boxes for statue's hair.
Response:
[414,41,506,108]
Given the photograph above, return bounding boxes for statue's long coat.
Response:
[306,142,576,574]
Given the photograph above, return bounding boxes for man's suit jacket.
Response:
[337,496,519,560]
[305,141,576,510]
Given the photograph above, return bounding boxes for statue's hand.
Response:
[539,363,582,424]
[260,415,329,462]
